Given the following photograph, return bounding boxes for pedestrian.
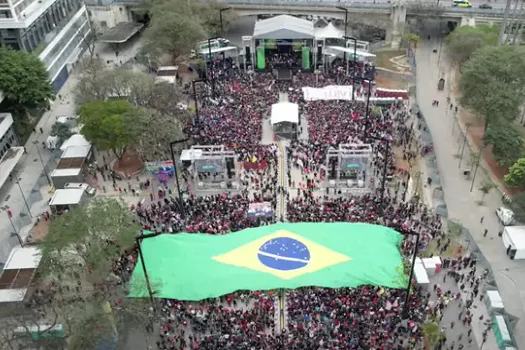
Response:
[483,229,488,237]
[39,127,43,133]
[480,216,484,223]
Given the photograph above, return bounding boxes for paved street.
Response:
[415,39,525,348]
[0,40,142,265]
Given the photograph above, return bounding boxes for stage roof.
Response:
[253,15,314,40]
[271,102,299,124]
[315,23,343,40]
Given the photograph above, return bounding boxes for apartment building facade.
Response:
[0,0,92,90]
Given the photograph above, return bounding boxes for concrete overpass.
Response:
[218,0,519,47]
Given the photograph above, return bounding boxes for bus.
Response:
[453,0,472,8]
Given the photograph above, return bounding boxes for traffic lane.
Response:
[414,39,525,348]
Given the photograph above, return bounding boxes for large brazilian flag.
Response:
[129,223,406,301]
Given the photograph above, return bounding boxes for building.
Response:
[0,113,18,160]
[0,0,92,90]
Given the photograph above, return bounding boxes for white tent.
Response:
[199,46,238,56]
[271,102,299,125]
[327,46,377,59]
[60,134,90,151]
[253,15,314,40]
[315,23,343,40]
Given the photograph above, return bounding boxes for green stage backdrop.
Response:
[129,223,406,301]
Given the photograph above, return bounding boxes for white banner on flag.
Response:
[302,85,354,101]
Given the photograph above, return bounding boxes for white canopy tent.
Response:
[60,134,90,152]
[253,15,315,40]
[199,46,238,56]
[315,23,343,40]
[327,46,376,60]
[271,102,299,125]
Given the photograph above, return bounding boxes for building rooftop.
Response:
[97,22,144,43]
[51,168,82,177]
[0,247,42,303]
[0,113,14,140]
[62,145,91,159]
[57,157,85,169]
[49,188,84,206]
[0,147,24,192]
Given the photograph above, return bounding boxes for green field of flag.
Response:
[129,223,406,300]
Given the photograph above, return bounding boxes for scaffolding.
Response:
[189,145,239,191]
[325,143,374,194]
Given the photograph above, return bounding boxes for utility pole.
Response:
[499,0,513,45]
[33,140,51,186]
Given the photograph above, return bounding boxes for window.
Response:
[0,10,12,18]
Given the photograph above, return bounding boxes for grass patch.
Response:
[375,50,405,71]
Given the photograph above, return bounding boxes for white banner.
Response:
[302,85,354,101]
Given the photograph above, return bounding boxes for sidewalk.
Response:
[414,39,525,348]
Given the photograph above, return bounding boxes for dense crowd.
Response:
[107,58,458,350]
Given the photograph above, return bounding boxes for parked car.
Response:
[479,3,493,9]
[496,207,514,226]
[64,183,97,196]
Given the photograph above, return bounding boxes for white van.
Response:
[64,183,96,196]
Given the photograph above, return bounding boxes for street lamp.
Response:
[367,135,391,215]
[359,78,373,140]
[400,228,421,319]
[135,231,162,309]
[336,7,348,63]
[169,139,189,217]
[9,173,32,218]
[219,7,231,37]
[191,79,206,126]
[32,140,51,186]
[343,36,358,101]
[207,36,220,96]
[0,205,23,246]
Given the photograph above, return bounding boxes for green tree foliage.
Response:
[509,192,525,222]
[405,33,420,47]
[0,48,55,135]
[142,0,206,63]
[445,24,499,67]
[478,180,496,204]
[505,158,525,187]
[422,319,443,348]
[483,122,525,168]
[75,66,191,160]
[78,100,143,158]
[459,45,525,130]
[35,199,152,349]
[50,121,75,144]
[38,198,138,282]
[196,0,237,36]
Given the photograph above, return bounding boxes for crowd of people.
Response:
[98,56,473,350]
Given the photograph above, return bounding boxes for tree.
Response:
[422,319,444,348]
[78,100,143,158]
[0,48,55,136]
[50,121,75,145]
[478,180,497,205]
[459,45,525,130]
[405,33,420,48]
[509,192,525,222]
[467,151,481,171]
[35,199,153,349]
[75,67,191,160]
[445,24,499,67]
[483,122,525,168]
[505,158,525,187]
[196,0,237,36]
[142,0,206,64]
